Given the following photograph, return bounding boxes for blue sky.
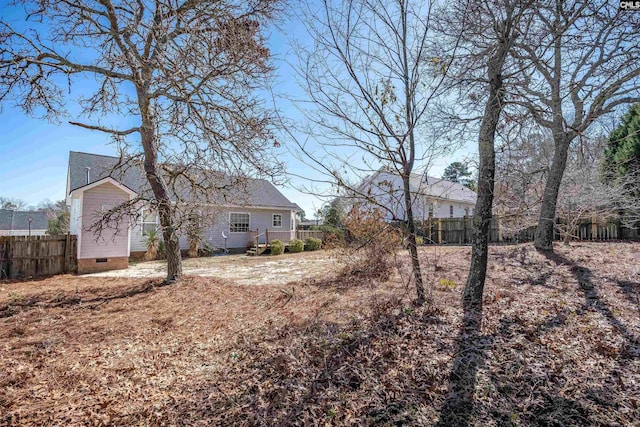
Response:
[0,1,471,217]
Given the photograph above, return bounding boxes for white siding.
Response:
[80,182,130,259]
[70,198,81,235]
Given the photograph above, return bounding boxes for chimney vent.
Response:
[85,167,91,185]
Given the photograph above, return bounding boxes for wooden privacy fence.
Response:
[295,230,325,241]
[0,234,77,279]
[415,216,638,245]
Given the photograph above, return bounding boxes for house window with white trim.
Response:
[272,213,283,228]
[428,203,434,218]
[230,213,250,233]
[449,205,454,218]
[140,208,158,236]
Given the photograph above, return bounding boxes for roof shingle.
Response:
[68,151,300,210]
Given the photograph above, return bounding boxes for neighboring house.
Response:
[0,209,48,236]
[66,151,301,273]
[355,169,477,221]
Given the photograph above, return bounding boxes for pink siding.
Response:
[80,182,130,259]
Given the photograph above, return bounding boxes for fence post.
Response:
[438,219,442,244]
[498,217,503,242]
[266,229,269,245]
[591,215,597,240]
[463,217,467,244]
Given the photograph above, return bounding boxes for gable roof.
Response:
[362,169,477,204]
[68,151,301,210]
[0,209,48,231]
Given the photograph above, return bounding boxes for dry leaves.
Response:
[1,242,638,425]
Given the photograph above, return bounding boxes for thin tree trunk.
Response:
[403,175,426,305]
[138,88,183,283]
[534,135,570,251]
[463,30,511,324]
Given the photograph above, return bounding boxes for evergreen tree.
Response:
[603,104,640,181]
[442,162,476,190]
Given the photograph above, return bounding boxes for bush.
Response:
[310,224,345,245]
[305,237,322,251]
[415,236,424,245]
[289,238,304,253]
[270,239,285,255]
[340,206,402,279]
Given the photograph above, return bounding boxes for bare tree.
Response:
[288,0,460,305]
[503,0,640,250]
[1,0,283,282]
[0,196,30,210]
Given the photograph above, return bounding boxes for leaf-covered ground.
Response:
[1,242,638,426]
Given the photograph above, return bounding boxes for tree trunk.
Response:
[534,135,570,251]
[137,88,183,283]
[463,34,510,324]
[403,174,426,305]
[188,240,199,258]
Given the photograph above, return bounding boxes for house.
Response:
[0,209,48,236]
[355,169,477,221]
[66,151,301,273]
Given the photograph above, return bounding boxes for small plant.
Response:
[143,230,161,261]
[289,238,304,253]
[438,278,458,290]
[270,239,285,255]
[305,237,322,251]
[415,236,424,245]
[8,291,24,304]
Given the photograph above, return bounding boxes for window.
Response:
[449,205,454,218]
[272,213,283,228]
[464,207,469,217]
[230,213,250,233]
[428,203,434,218]
[139,208,158,236]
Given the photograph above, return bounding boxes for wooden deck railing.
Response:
[247,229,326,247]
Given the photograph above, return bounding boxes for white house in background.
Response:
[356,169,477,221]
[0,209,48,236]
[66,151,301,274]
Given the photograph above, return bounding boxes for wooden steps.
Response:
[246,244,268,256]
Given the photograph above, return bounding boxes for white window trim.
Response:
[139,207,159,236]
[449,205,454,218]
[272,213,283,228]
[229,212,250,233]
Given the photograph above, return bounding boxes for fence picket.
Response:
[0,234,77,278]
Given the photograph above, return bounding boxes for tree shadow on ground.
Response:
[540,250,639,352]
[435,308,491,427]
[170,301,450,426]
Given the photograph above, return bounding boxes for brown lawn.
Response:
[0,243,639,426]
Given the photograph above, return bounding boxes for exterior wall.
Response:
[79,182,130,260]
[129,206,296,253]
[429,199,476,220]
[377,196,476,221]
[78,256,128,274]
[201,207,294,249]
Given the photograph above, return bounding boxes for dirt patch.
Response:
[87,250,342,285]
[1,242,639,425]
